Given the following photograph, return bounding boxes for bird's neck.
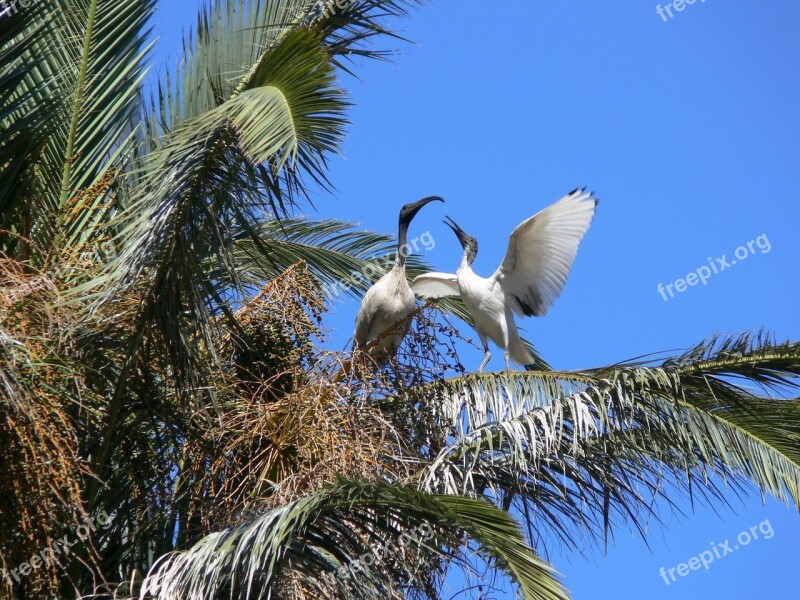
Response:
[458,252,474,273]
[395,217,410,267]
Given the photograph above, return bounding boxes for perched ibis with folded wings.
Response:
[354,196,445,359]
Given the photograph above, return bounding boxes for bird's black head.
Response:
[399,196,445,227]
[444,216,478,264]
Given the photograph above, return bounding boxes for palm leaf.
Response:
[0,2,53,254]
[65,0,427,529]
[414,332,800,549]
[0,0,154,262]
[139,479,568,600]
[222,217,425,295]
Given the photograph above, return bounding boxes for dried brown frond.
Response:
[61,168,117,226]
[200,282,471,525]
[0,257,105,598]
[150,264,468,539]
[223,261,325,400]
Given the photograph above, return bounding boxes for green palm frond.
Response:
[0,0,154,262]
[101,37,348,301]
[54,0,155,251]
[414,332,800,549]
[313,0,420,65]
[139,479,568,600]
[0,4,48,242]
[72,25,351,420]
[79,7,351,314]
[93,0,428,313]
[223,217,425,296]
[63,1,419,474]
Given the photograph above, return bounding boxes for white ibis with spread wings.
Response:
[412,189,597,371]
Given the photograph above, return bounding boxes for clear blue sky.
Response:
[151,1,800,598]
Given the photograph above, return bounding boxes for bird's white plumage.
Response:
[410,272,459,299]
[354,265,416,355]
[353,195,444,360]
[456,267,533,368]
[411,188,597,370]
[492,189,597,317]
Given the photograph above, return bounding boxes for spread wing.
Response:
[411,272,460,299]
[493,188,597,317]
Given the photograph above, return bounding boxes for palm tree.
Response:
[1,1,798,599]
[134,325,800,600]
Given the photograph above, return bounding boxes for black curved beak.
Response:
[416,195,445,207]
[443,216,470,248]
[399,196,445,225]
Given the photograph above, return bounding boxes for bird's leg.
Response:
[477,331,491,373]
[500,316,512,372]
[478,350,491,373]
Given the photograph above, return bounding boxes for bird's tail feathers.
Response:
[509,337,534,367]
